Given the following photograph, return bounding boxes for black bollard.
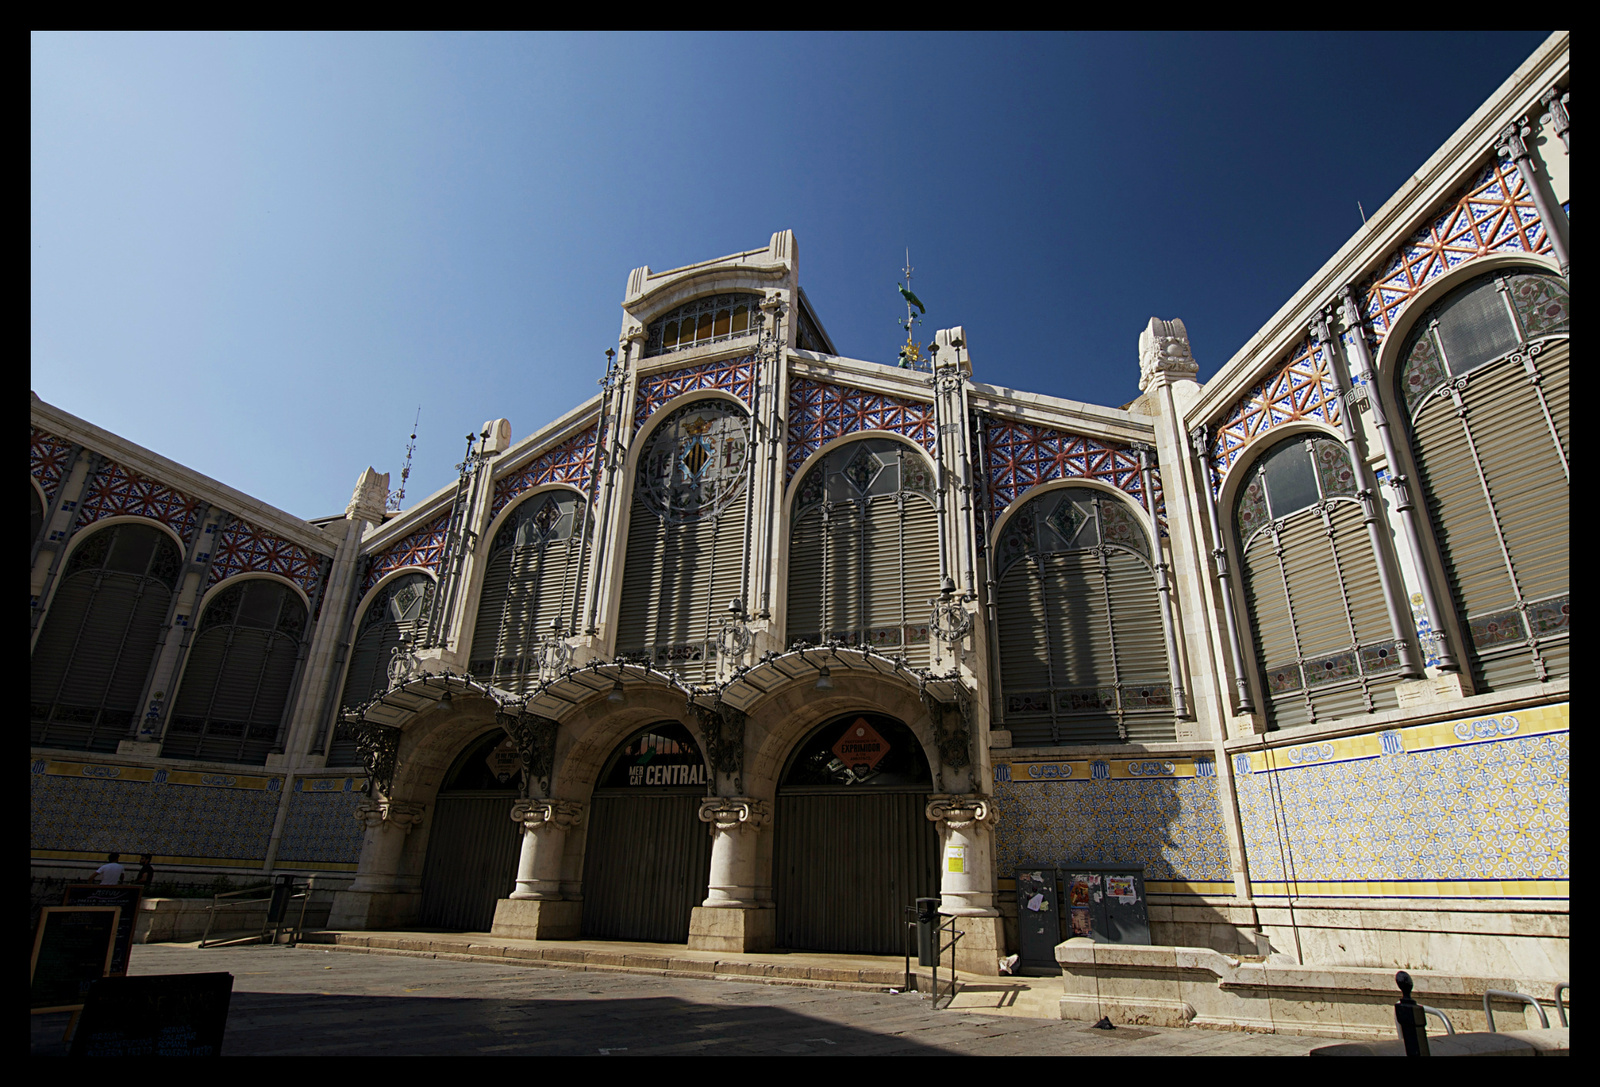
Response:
[1394,970,1431,1056]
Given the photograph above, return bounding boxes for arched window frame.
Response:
[643,292,763,358]
[782,434,940,662]
[989,481,1175,746]
[1383,264,1570,690]
[326,569,437,764]
[162,574,310,764]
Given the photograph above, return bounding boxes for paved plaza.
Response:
[33,942,1345,1056]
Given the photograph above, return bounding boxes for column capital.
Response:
[1495,118,1533,164]
[1138,317,1200,392]
[510,798,584,834]
[925,793,999,830]
[353,798,425,833]
[698,797,771,836]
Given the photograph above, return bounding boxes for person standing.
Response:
[94,852,124,885]
[136,854,155,886]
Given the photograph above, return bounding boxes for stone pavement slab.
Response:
[32,943,1349,1056]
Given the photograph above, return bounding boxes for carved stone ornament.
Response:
[497,709,559,796]
[346,466,390,524]
[925,793,998,831]
[337,716,403,797]
[1495,118,1532,164]
[509,798,584,834]
[1138,317,1200,391]
[920,688,972,770]
[353,798,425,833]
[386,634,419,688]
[698,797,772,837]
[689,701,747,783]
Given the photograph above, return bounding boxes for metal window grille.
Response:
[644,293,763,358]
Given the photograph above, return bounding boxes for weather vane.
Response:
[897,248,926,369]
[387,406,420,511]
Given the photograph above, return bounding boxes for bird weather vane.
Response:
[897,249,927,369]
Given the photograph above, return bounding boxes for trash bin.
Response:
[916,897,941,967]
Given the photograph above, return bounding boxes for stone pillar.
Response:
[926,794,1004,976]
[1496,118,1569,277]
[491,798,584,940]
[328,797,425,930]
[687,798,774,953]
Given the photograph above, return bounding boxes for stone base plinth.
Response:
[947,914,1005,977]
[327,889,421,931]
[687,906,774,953]
[490,898,581,941]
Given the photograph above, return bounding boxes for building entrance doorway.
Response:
[417,729,523,931]
[773,712,938,955]
[579,722,712,943]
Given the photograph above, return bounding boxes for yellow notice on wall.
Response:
[946,846,965,874]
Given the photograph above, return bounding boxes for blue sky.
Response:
[31,31,1552,519]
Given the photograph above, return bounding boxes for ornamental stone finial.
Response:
[347,467,390,524]
[1138,317,1199,391]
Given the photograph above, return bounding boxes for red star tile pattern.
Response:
[634,355,757,431]
[30,428,75,502]
[981,418,1164,530]
[491,424,599,519]
[1359,158,1552,347]
[1207,336,1343,484]
[787,377,936,480]
[208,518,327,598]
[76,459,202,544]
[362,511,451,596]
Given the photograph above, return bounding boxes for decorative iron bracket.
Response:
[689,699,748,793]
[337,715,404,798]
[497,707,559,797]
[919,685,973,772]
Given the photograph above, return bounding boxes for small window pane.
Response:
[1436,281,1519,376]
[1261,441,1319,518]
[695,313,714,342]
[731,305,749,333]
[713,309,731,338]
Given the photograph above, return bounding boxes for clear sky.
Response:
[32,31,1553,520]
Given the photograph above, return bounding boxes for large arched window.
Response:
[164,578,307,764]
[993,487,1174,745]
[1398,268,1569,690]
[1235,435,1405,729]
[469,490,587,694]
[31,522,183,752]
[328,572,434,764]
[644,293,762,358]
[616,399,749,682]
[785,438,939,666]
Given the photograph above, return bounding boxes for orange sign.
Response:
[831,718,890,773]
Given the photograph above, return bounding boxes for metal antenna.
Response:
[388,406,421,511]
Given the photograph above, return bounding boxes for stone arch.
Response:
[988,475,1159,554]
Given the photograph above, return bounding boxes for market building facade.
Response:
[32,34,1568,990]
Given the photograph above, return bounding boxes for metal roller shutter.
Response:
[785,509,825,645]
[898,496,941,668]
[1242,530,1309,731]
[418,794,524,932]
[823,501,863,641]
[579,792,711,943]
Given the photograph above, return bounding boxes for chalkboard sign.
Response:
[69,972,234,1057]
[63,885,143,976]
[30,906,120,1012]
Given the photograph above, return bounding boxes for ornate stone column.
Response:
[926,793,1004,976]
[687,797,775,953]
[1497,118,1569,277]
[328,797,426,930]
[491,798,585,941]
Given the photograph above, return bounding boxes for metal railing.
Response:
[900,904,963,1010]
[1552,983,1569,1028]
[199,877,313,948]
[1483,988,1549,1032]
[1395,1004,1455,1041]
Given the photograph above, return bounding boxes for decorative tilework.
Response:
[276,777,365,866]
[491,424,599,519]
[634,355,757,431]
[30,428,74,502]
[1234,705,1568,896]
[29,762,280,862]
[362,511,451,596]
[992,774,1231,886]
[208,518,327,598]
[1208,337,1342,483]
[75,459,202,544]
[787,377,936,480]
[1358,159,1552,348]
[982,417,1164,528]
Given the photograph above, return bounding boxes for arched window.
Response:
[785,438,939,666]
[328,572,433,765]
[644,293,762,358]
[31,522,183,752]
[469,490,587,694]
[1398,268,1569,690]
[164,578,307,764]
[1235,435,1405,729]
[616,399,750,682]
[993,487,1174,745]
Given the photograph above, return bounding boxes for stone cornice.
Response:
[31,396,340,556]
[489,394,604,481]
[786,353,935,403]
[1190,31,1569,426]
[968,384,1155,446]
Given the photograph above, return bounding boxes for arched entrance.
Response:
[417,730,523,930]
[773,712,938,954]
[579,722,713,942]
